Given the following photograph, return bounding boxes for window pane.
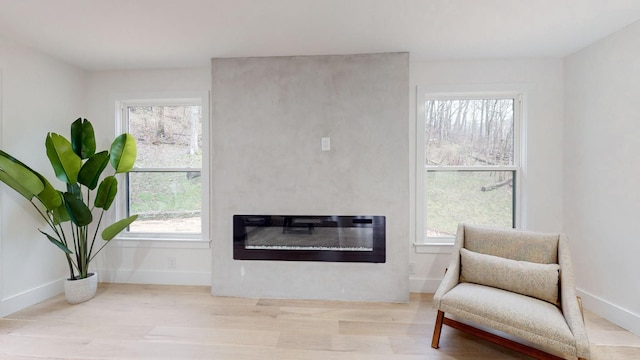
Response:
[128,172,201,233]
[425,99,514,166]
[127,105,202,168]
[425,170,513,237]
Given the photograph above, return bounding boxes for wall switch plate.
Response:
[321,137,331,151]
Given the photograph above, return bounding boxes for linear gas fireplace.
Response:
[233,215,386,263]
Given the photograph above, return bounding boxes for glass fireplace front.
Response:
[233,215,385,263]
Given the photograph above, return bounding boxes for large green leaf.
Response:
[110,133,136,174]
[46,133,82,184]
[51,202,71,224]
[39,230,72,254]
[63,192,92,226]
[0,170,37,200]
[66,183,82,201]
[0,150,45,199]
[94,176,117,210]
[70,118,96,159]
[35,176,63,211]
[78,151,109,190]
[102,215,138,241]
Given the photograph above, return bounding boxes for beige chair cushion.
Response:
[463,225,559,263]
[460,248,560,305]
[440,283,575,355]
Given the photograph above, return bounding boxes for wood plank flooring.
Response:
[0,283,638,359]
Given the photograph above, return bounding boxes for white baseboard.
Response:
[0,278,64,317]
[577,288,640,336]
[409,277,441,293]
[97,269,211,286]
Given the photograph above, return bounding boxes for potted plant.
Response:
[0,118,137,303]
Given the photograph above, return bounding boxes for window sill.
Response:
[413,242,454,254]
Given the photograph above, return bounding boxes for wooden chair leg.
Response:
[577,296,585,321]
[431,310,445,348]
[438,316,567,360]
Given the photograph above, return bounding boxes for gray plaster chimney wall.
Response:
[211,53,409,302]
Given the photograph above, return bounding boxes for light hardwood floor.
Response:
[0,283,638,359]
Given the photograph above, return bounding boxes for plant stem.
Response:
[56,221,78,279]
[30,200,77,279]
[89,211,113,263]
[88,210,104,262]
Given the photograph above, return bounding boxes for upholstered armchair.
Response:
[431,224,590,360]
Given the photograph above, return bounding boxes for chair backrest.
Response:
[462,224,559,264]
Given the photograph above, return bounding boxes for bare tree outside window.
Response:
[424,98,517,238]
[125,104,203,234]
[425,99,514,167]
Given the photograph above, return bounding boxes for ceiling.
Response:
[1,0,640,71]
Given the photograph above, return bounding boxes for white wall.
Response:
[211,53,410,302]
[1,36,636,335]
[408,58,566,292]
[83,58,567,303]
[0,36,86,316]
[86,68,212,286]
[564,21,640,335]
[3,32,633,335]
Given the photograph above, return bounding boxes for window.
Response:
[116,97,208,241]
[417,92,521,243]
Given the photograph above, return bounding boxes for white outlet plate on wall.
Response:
[321,137,330,151]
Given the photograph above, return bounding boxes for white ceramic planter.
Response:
[64,272,98,304]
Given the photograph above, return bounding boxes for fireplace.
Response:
[233,215,385,263]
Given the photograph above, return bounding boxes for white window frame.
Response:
[114,93,210,244]
[415,87,524,245]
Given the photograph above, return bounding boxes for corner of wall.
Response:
[577,288,640,336]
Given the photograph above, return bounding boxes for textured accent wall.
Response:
[211,53,410,302]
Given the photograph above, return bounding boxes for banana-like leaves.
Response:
[1,119,138,281]
[39,230,72,254]
[78,151,109,190]
[95,176,117,210]
[70,118,96,160]
[66,183,82,200]
[0,150,45,199]
[110,134,136,174]
[46,133,82,185]
[51,202,71,224]
[63,192,92,227]
[102,214,138,241]
[35,175,63,211]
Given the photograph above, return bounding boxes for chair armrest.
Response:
[558,235,590,359]
[433,224,465,309]
[433,256,460,309]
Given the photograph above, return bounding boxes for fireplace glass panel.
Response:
[233,215,385,263]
